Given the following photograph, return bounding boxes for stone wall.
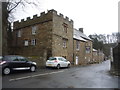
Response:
[73,39,86,65]
[98,51,105,62]
[92,51,99,63]
[111,43,120,76]
[13,10,54,67]
[52,10,73,62]
[13,9,74,67]
[85,41,93,64]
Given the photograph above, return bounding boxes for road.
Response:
[2,60,119,88]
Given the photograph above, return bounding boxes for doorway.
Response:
[76,56,78,65]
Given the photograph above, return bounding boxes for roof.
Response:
[93,49,97,52]
[73,29,92,41]
[73,34,87,42]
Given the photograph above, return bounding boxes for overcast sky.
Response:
[14,0,119,36]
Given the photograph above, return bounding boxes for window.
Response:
[76,41,80,50]
[17,30,21,37]
[49,57,57,60]
[24,40,29,46]
[86,46,91,53]
[63,39,67,48]
[58,58,62,61]
[3,56,17,61]
[31,39,36,45]
[32,26,37,35]
[17,56,27,61]
[64,26,67,33]
[61,57,67,62]
[63,23,68,33]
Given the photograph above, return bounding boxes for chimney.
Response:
[79,28,84,33]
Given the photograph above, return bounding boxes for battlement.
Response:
[33,14,38,18]
[13,9,73,29]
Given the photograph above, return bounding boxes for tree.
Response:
[1,0,41,55]
[89,34,104,50]
[7,0,41,23]
[89,33,118,57]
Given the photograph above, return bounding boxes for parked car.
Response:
[46,57,71,69]
[0,55,37,75]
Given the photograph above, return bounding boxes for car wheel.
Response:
[67,64,70,68]
[56,64,60,69]
[30,66,36,72]
[3,67,11,75]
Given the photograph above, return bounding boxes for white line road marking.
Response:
[9,70,64,82]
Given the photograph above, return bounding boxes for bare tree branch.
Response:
[8,0,22,13]
[7,0,41,22]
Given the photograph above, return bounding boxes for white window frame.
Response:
[32,26,37,35]
[24,40,29,46]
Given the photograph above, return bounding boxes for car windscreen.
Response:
[49,57,57,60]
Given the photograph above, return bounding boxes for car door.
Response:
[58,58,64,67]
[62,58,68,67]
[4,56,20,69]
[61,57,67,67]
[17,56,30,69]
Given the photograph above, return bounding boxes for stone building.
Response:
[73,28,93,65]
[12,9,105,67]
[92,49,98,63]
[92,49,105,63]
[12,9,73,66]
[98,50,105,62]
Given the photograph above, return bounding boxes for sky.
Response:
[14,0,119,36]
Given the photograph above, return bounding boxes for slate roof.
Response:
[93,49,97,52]
[73,29,92,41]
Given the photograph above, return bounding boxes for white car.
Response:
[46,57,71,69]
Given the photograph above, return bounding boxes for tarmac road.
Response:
[2,60,119,88]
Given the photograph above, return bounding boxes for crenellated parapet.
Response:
[40,11,45,16]
[33,14,38,18]
[13,9,74,30]
[47,9,73,23]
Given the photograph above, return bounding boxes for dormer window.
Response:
[32,26,37,35]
